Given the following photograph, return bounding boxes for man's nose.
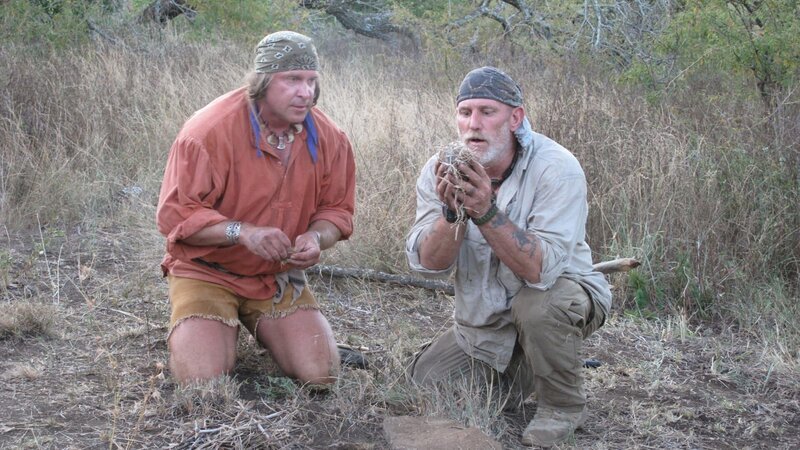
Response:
[299,83,313,99]
[468,114,481,130]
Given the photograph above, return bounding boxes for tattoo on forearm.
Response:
[491,212,508,227]
[513,228,539,259]
[489,212,538,259]
[512,228,530,247]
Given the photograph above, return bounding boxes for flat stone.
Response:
[383,415,502,450]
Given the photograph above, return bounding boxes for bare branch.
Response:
[448,4,485,28]
[298,0,419,49]
[500,0,532,21]
[481,1,511,34]
[450,0,553,41]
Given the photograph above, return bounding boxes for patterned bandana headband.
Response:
[254,31,319,74]
[456,66,523,107]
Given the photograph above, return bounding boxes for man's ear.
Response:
[510,106,525,132]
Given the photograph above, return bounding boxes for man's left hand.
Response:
[287,231,322,269]
[456,161,494,218]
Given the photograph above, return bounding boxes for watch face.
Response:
[442,205,458,223]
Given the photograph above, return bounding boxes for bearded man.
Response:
[405,66,611,447]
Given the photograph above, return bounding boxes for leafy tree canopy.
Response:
[3,0,798,105]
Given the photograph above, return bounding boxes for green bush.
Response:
[164,0,308,43]
[2,0,102,47]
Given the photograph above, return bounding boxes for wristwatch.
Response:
[225,221,242,244]
[442,205,459,223]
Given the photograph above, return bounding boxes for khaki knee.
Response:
[511,281,590,378]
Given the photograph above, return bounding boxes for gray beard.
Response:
[477,126,513,168]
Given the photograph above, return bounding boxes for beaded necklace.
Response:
[265,123,304,150]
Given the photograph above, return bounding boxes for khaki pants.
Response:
[409,277,604,412]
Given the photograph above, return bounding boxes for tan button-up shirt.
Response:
[406,118,611,371]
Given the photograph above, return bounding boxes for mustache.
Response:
[463,133,486,141]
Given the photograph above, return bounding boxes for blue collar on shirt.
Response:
[249,108,318,163]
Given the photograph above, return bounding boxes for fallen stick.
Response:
[591,257,641,274]
[309,258,639,294]
[309,264,454,294]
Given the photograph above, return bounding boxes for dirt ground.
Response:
[1,229,798,449]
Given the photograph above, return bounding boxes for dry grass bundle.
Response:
[437,141,478,173]
[436,141,477,224]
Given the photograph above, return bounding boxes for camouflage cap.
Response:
[254,31,319,74]
[456,66,523,107]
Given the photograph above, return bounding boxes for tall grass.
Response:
[1,31,797,349]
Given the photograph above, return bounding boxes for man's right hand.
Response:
[239,225,294,264]
[435,162,462,211]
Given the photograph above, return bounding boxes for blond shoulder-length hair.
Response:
[245,72,320,106]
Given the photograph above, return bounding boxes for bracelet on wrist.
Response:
[471,202,499,226]
[225,221,242,244]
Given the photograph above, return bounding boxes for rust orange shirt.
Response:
[156,87,355,299]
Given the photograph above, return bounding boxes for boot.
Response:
[520,405,587,447]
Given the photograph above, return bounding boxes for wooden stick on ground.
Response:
[591,257,641,274]
[309,258,640,294]
[309,265,455,294]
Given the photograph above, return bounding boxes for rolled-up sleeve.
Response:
[524,170,588,290]
[405,157,455,278]
[156,137,229,261]
[310,130,356,239]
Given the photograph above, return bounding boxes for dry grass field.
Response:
[1,32,798,449]
[1,226,798,449]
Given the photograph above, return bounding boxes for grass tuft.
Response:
[0,302,59,340]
